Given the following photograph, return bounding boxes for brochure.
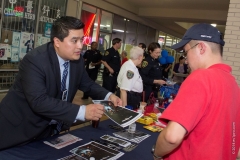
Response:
[43,134,82,149]
[58,154,84,160]
[70,141,124,160]
[113,130,150,143]
[92,100,143,128]
[100,135,131,148]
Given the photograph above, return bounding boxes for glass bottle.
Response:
[154,99,159,109]
[168,96,173,103]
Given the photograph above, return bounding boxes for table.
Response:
[0,119,159,160]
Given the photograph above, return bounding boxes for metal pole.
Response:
[0,0,5,39]
[76,0,82,19]
[34,0,42,48]
[95,9,101,43]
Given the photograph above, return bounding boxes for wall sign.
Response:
[40,5,61,23]
[4,0,35,20]
[24,0,35,20]
[4,0,23,17]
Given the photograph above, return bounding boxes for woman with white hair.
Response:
[117,46,144,109]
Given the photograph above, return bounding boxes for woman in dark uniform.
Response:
[140,42,166,102]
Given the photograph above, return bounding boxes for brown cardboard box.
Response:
[0,29,13,45]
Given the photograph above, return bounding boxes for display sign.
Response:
[4,0,35,19]
[4,6,24,17]
[40,5,61,23]
[12,32,21,47]
[11,46,19,62]
[24,0,35,20]
[19,32,34,59]
[0,43,9,60]
[4,0,23,17]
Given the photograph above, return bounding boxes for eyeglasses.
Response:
[184,43,199,54]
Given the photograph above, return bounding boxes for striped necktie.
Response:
[61,62,69,92]
[56,61,69,133]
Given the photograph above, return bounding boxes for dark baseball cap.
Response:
[171,23,225,50]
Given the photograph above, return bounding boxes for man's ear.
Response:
[53,37,61,48]
[199,42,206,55]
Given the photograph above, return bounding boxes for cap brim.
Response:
[171,39,191,51]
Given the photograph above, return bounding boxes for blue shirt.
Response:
[56,53,112,121]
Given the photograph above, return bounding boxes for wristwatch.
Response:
[151,144,162,159]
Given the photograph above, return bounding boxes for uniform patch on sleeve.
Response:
[141,61,148,68]
[104,51,109,56]
[126,70,134,79]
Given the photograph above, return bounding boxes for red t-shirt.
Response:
[121,58,128,66]
[160,64,240,160]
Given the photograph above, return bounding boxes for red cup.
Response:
[92,120,100,128]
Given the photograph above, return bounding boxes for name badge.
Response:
[62,90,68,101]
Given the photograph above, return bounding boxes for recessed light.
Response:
[211,23,217,27]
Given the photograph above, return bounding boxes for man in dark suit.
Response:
[0,16,122,151]
[82,42,102,99]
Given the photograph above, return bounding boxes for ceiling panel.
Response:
[104,0,229,37]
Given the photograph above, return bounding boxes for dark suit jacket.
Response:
[0,43,109,150]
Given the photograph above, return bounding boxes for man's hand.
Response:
[85,104,104,121]
[157,80,166,85]
[109,94,122,107]
[109,68,114,74]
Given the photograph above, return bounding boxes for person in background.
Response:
[117,46,144,109]
[121,50,128,66]
[138,42,148,58]
[0,16,122,151]
[102,38,121,93]
[140,42,166,102]
[153,23,240,160]
[82,42,102,99]
[162,63,172,79]
[172,56,188,83]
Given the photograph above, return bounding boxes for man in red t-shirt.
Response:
[152,23,240,160]
[121,50,128,66]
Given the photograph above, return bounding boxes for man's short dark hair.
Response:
[51,16,85,42]
[91,41,97,46]
[139,43,146,49]
[179,56,185,62]
[189,40,223,56]
[112,38,121,45]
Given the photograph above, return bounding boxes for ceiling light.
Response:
[113,29,124,32]
[211,23,217,27]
